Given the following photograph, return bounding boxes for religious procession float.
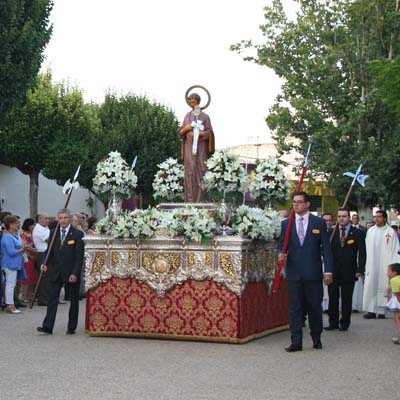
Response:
[83,87,291,343]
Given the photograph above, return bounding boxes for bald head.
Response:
[37,213,49,227]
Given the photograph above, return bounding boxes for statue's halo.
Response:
[185,85,211,110]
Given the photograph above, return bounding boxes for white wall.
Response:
[0,164,105,220]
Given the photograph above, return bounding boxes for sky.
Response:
[42,0,294,148]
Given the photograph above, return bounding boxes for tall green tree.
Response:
[0,0,53,120]
[0,71,98,217]
[96,93,181,205]
[232,0,400,209]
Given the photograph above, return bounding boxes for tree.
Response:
[96,93,181,205]
[232,0,400,209]
[0,71,98,217]
[0,0,53,120]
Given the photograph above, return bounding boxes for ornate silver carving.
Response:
[84,234,278,298]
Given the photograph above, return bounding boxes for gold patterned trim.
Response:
[86,324,289,344]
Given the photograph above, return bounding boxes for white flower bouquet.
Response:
[152,158,184,202]
[202,149,247,204]
[95,208,162,239]
[93,151,138,198]
[248,157,291,206]
[166,207,218,243]
[230,205,282,241]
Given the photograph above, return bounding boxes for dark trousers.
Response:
[36,252,49,304]
[288,280,323,345]
[328,281,355,328]
[42,278,79,333]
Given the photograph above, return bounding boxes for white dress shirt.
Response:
[32,223,50,252]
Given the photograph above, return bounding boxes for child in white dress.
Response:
[385,263,400,344]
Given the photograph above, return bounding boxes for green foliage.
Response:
[370,56,400,113]
[96,93,180,204]
[232,0,400,209]
[0,0,53,119]
[0,70,98,215]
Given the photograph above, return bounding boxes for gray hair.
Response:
[57,208,71,217]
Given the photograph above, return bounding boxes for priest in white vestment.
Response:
[362,210,400,318]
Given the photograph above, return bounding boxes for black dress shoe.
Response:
[313,339,322,349]
[324,325,339,331]
[285,344,303,352]
[66,330,75,335]
[352,309,359,313]
[363,312,376,319]
[378,314,386,319]
[339,326,348,331]
[37,327,52,334]
[37,302,48,306]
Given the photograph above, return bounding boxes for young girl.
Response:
[385,263,400,344]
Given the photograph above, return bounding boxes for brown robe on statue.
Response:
[178,111,215,202]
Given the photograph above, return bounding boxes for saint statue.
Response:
[178,88,215,203]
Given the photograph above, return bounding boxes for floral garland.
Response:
[152,158,184,201]
[230,205,282,241]
[248,157,291,206]
[93,151,138,198]
[96,207,217,242]
[96,206,281,242]
[202,149,247,204]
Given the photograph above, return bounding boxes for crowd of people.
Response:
[0,210,97,314]
[278,192,400,352]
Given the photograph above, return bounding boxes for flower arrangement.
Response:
[166,207,218,242]
[248,157,291,206]
[95,207,217,242]
[93,151,138,198]
[152,158,184,202]
[202,149,247,204]
[230,205,282,241]
[95,208,162,239]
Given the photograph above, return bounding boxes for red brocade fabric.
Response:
[238,280,290,338]
[86,278,289,340]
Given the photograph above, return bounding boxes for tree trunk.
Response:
[29,170,39,218]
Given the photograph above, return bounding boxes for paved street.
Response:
[0,302,397,400]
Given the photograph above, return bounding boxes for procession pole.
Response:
[29,166,81,309]
[272,140,312,293]
[329,164,368,243]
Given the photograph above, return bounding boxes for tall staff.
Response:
[30,166,81,308]
[272,141,312,293]
[329,164,368,242]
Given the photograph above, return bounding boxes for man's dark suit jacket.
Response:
[331,226,366,282]
[46,226,84,282]
[278,214,333,279]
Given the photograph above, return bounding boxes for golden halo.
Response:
[185,85,211,110]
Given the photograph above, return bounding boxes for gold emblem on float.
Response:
[155,259,169,273]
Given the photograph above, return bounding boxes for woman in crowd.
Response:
[20,218,38,304]
[0,215,27,314]
[87,217,97,235]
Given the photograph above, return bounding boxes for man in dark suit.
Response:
[325,208,366,331]
[37,208,84,335]
[278,192,333,352]
[351,213,367,233]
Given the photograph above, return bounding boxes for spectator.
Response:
[385,263,400,344]
[20,218,38,304]
[1,215,26,314]
[87,217,97,235]
[33,213,50,306]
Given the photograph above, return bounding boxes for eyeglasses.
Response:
[292,201,305,204]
